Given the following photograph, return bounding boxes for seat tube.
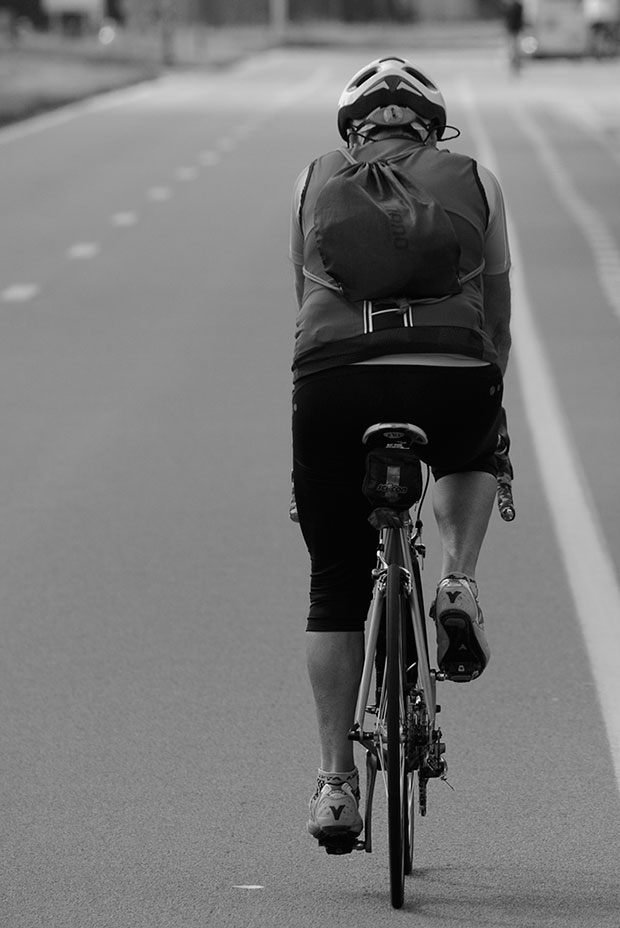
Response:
[353,578,384,732]
[383,526,404,568]
[397,526,436,720]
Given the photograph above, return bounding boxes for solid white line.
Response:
[0,62,328,151]
[234,48,282,76]
[554,100,620,171]
[459,79,620,789]
[513,104,620,322]
[0,82,156,147]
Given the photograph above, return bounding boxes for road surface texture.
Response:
[1,42,619,926]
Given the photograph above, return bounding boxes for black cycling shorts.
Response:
[292,364,503,633]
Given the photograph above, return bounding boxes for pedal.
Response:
[319,833,359,855]
[443,664,481,683]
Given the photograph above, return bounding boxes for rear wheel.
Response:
[385,564,411,909]
[403,558,424,874]
[404,773,415,875]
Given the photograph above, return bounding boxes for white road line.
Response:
[234,49,282,76]
[111,211,138,226]
[199,150,220,167]
[233,122,255,140]
[147,186,172,201]
[459,79,620,791]
[67,242,100,259]
[513,104,620,322]
[0,63,329,149]
[555,101,620,171]
[1,283,40,302]
[0,108,78,145]
[175,166,199,181]
[1,65,331,324]
[0,82,155,147]
[270,65,332,113]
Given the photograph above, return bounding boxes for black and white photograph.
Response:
[1,0,620,923]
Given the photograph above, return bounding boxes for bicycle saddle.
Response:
[362,422,428,451]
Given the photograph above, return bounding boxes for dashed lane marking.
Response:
[175,166,199,182]
[199,151,220,167]
[111,211,138,226]
[233,122,254,140]
[0,82,156,146]
[147,186,172,202]
[1,65,332,308]
[1,284,40,302]
[67,242,100,259]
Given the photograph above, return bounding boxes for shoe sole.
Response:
[316,831,361,855]
[438,611,485,682]
[308,822,363,855]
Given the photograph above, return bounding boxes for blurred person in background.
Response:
[503,0,525,72]
[584,0,620,57]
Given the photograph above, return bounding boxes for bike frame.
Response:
[350,515,440,853]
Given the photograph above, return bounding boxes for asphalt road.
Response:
[1,46,620,927]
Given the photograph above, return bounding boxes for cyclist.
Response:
[290,58,512,847]
[502,1,524,72]
[584,0,620,57]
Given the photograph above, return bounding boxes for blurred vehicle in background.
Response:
[41,0,104,34]
[521,0,620,57]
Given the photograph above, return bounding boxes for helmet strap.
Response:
[347,123,426,147]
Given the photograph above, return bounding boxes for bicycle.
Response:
[343,421,515,909]
[289,417,514,907]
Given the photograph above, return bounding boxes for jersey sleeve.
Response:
[477,164,512,275]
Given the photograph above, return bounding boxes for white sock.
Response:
[317,768,360,799]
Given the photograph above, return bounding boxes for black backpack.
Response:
[311,148,464,304]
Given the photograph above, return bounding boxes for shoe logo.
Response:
[330,805,346,821]
[446,591,462,603]
[458,644,468,651]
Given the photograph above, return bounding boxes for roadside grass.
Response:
[0,24,275,127]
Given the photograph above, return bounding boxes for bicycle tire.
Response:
[404,774,415,876]
[404,554,425,874]
[385,563,408,909]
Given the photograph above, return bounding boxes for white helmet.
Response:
[337,56,447,140]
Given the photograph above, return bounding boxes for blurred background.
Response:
[1,0,619,125]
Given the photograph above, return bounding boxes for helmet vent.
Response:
[349,66,380,89]
[337,56,447,141]
[402,66,437,89]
